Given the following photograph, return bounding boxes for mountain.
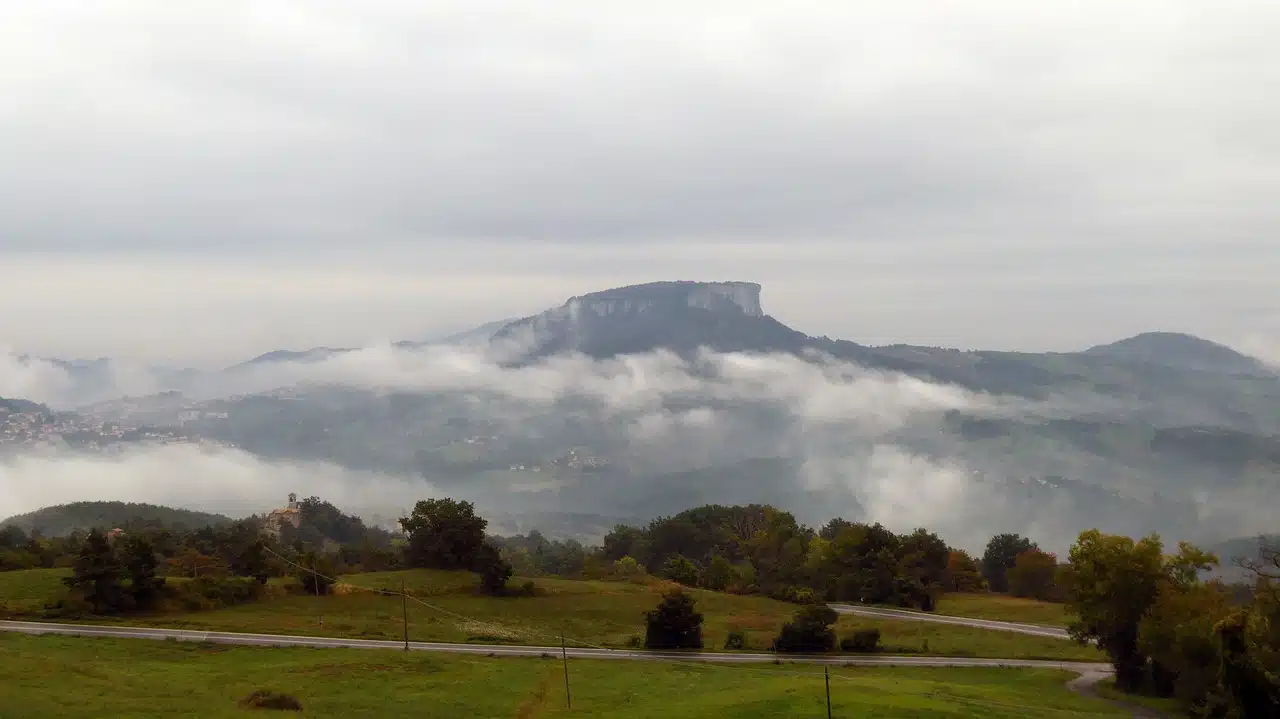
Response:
[1084,332,1271,375]
[235,347,355,368]
[0,501,233,536]
[0,397,48,414]
[402,318,516,348]
[494,281,813,358]
[15,280,1280,550]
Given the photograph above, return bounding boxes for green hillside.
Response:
[1,501,233,536]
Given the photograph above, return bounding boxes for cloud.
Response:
[1,2,1278,361]
[0,444,434,523]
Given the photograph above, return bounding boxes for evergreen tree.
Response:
[120,535,166,609]
[63,529,126,614]
[644,589,704,649]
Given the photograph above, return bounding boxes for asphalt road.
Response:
[829,604,1073,640]
[0,620,1105,672]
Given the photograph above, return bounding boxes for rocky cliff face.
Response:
[494,281,804,358]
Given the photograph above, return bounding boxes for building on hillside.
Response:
[264,493,302,537]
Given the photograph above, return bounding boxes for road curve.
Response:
[0,620,1106,672]
[829,604,1072,640]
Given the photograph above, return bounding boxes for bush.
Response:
[840,629,881,653]
[170,576,267,611]
[773,605,838,653]
[644,589,704,649]
[661,555,699,587]
[770,585,819,604]
[239,690,302,711]
[723,631,747,650]
[474,542,513,596]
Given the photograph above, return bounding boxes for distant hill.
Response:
[234,347,355,368]
[0,397,48,414]
[1084,332,1270,375]
[1205,534,1279,584]
[1,501,233,536]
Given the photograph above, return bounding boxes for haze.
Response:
[2,1,1278,366]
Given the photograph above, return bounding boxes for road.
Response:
[829,604,1072,640]
[0,620,1104,671]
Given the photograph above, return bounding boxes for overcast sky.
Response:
[2,1,1277,366]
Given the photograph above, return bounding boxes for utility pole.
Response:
[401,579,409,651]
[825,666,832,719]
[561,632,571,709]
[313,556,322,628]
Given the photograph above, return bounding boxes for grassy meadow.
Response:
[1,567,1100,660]
[933,592,1075,628]
[0,633,1127,718]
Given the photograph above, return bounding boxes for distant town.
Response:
[0,403,234,453]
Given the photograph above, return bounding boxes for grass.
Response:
[1096,678,1185,716]
[1,568,1101,660]
[933,593,1075,628]
[0,633,1128,718]
[0,567,71,614]
[833,614,1100,661]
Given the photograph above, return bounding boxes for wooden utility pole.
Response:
[561,632,571,709]
[825,666,832,719]
[401,579,409,651]
[313,556,322,627]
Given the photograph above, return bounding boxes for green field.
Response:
[0,567,71,614]
[933,593,1075,628]
[0,633,1127,718]
[0,568,1100,660]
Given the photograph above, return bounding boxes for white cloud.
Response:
[1,1,1277,360]
[0,444,434,522]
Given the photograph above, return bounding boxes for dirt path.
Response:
[1066,670,1168,719]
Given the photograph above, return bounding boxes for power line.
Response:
[257,545,1108,715]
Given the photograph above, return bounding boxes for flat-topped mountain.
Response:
[493,280,811,357]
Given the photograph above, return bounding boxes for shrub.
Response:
[239,690,302,711]
[644,589,704,649]
[840,629,881,653]
[773,605,838,653]
[724,631,747,650]
[661,555,699,587]
[170,576,266,611]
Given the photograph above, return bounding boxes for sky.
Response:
[2,1,1277,367]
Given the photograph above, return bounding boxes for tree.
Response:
[944,550,987,593]
[644,589,704,649]
[399,498,487,570]
[773,605,838,653]
[613,555,644,579]
[474,542,512,596]
[1062,530,1215,691]
[1138,581,1233,709]
[700,555,735,591]
[297,552,336,596]
[119,535,166,609]
[1007,549,1059,600]
[0,525,27,549]
[232,540,271,584]
[982,533,1037,593]
[63,529,126,614]
[661,555,699,587]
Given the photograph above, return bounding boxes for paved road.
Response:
[829,604,1072,640]
[0,620,1105,672]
